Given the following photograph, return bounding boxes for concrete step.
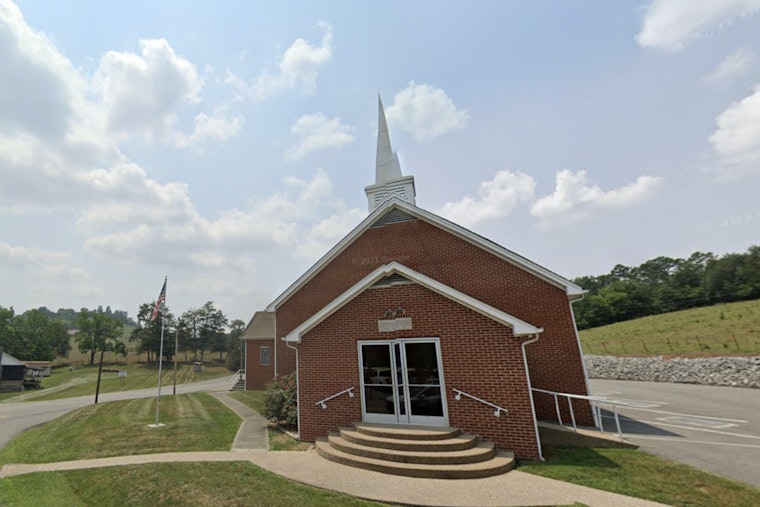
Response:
[316,438,515,479]
[327,433,496,464]
[339,427,478,452]
[355,422,461,441]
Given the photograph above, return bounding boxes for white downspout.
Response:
[271,312,278,378]
[521,333,544,461]
[284,337,300,439]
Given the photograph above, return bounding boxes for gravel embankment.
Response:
[584,355,760,388]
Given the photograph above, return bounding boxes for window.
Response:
[260,346,271,366]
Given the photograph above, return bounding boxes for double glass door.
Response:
[359,338,447,426]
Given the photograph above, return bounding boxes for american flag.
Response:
[151,278,167,322]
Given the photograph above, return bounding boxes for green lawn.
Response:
[0,393,240,465]
[520,446,760,507]
[579,298,760,356]
[0,462,389,507]
[0,361,232,402]
[229,389,266,414]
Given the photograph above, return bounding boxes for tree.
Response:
[197,302,228,361]
[75,309,126,366]
[131,303,174,362]
[180,307,204,362]
[0,307,69,361]
[225,319,246,370]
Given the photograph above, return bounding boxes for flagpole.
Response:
[153,276,167,426]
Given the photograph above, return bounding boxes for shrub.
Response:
[263,373,298,427]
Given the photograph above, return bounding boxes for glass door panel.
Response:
[361,344,395,418]
[402,341,445,421]
[359,339,447,426]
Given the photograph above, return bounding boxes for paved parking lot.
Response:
[589,379,760,489]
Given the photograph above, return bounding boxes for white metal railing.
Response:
[452,388,508,417]
[315,387,355,409]
[229,370,245,387]
[531,387,628,439]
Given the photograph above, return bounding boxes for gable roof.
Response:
[268,198,584,312]
[1,352,26,367]
[284,261,543,343]
[241,311,275,341]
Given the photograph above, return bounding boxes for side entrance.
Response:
[358,338,448,426]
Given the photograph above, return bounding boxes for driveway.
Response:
[0,375,233,450]
[589,379,760,489]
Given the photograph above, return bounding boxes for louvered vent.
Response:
[370,273,412,288]
[371,208,417,228]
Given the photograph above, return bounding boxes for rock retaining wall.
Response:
[584,355,760,388]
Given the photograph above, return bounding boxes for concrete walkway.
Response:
[0,392,670,507]
[212,392,269,450]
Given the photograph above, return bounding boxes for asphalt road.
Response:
[0,375,233,450]
[589,379,760,489]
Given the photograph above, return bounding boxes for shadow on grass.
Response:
[538,446,621,468]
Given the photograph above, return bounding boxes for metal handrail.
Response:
[315,387,355,409]
[531,387,628,439]
[228,370,245,387]
[452,388,508,417]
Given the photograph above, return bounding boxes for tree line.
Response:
[572,245,760,330]
[0,302,245,370]
[129,301,245,370]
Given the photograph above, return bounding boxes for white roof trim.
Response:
[267,198,583,312]
[284,262,542,343]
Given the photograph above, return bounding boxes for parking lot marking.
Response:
[635,420,760,440]
[657,416,738,429]
[616,406,747,423]
[624,435,760,449]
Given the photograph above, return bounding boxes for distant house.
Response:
[242,98,593,460]
[1,352,28,392]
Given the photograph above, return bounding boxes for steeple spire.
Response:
[375,95,403,183]
[365,95,416,212]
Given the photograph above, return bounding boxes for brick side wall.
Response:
[275,218,592,426]
[245,339,274,390]
[298,283,541,459]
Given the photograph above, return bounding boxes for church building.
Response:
[242,97,593,461]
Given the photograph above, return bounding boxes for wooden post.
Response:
[94,348,105,404]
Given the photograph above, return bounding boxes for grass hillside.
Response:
[578,298,760,356]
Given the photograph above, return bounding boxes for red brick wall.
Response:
[298,283,542,459]
[277,218,591,417]
[245,339,274,390]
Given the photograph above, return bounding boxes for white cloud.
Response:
[636,0,760,51]
[437,171,536,228]
[285,112,354,161]
[0,242,94,296]
[702,49,755,87]
[710,84,760,165]
[530,170,662,226]
[80,169,361,269]
[0,0,84,139]
[243,22,333,101]
[296,208,366,259]
[386,82,469,142]
[95,38,203,143]
[170,111,244,150]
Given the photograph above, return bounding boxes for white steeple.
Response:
[365,95,416,211]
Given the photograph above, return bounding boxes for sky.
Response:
[2,0,760,324]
